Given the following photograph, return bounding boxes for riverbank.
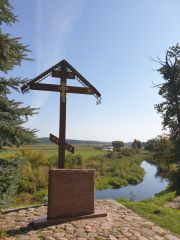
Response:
[1,147,149,208]
[118,190,180,236]
[1,199,179,240]
[95,150,148,190]
[96,161,169,200]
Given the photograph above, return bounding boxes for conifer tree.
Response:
[0,0,37,207]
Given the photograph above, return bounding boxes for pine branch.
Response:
[0,0,17,25]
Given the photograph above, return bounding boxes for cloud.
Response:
[36,0,85,73]
[28,0,85,127]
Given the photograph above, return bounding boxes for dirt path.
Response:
[0,200,179,240]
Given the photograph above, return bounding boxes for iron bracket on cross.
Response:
[21,59,101,169]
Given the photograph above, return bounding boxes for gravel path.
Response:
[0,200,179,240]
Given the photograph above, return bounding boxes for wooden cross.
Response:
[21,60,101,169]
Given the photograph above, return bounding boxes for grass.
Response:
[0,144,105,159]
[117,190,180,236]
[0,230,8,239]
[0,144,149,207]
[95,151,147,190]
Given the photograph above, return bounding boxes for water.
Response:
[96,161,169,201]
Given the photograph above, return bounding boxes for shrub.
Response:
[33,189,48,203]
[14,192,33,206]
[0,157,24,207]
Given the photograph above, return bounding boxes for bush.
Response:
[65,154,82,168]
[18,164,49,193]
[108,178,128,188]
[47,154,57,167]
[14,192,33,206]
[33,189,48,203]
[108,179,121,188]
[0,157,24,207]
[20,148,49,167]
[127,176,139,184]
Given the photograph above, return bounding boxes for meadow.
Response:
[0,144,148,207]
[0,144,105,159]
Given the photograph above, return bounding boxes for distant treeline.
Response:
[29,137,111,145]
[27,137,147,147]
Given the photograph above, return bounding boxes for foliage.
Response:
[150,135,175,165]
[0,0,37,149]
[170,166,180,194]
[112,141,124,151]
[155,44,180,141]
[33,189,48,203]
[132,139,141,149]
[0,229,8,239]
[118,190,180,235]
[146,135,180,192]
[0,0,38,207]
[93,149,146,190]
[144,138,157,151]
[0,156,25,207]
[120,147,140,156]
[0,145,149,207]
[153,45,180,192]
[65,154,82,168]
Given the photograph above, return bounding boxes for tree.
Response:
[144,138,157,151]
[132,139,141,149]
[154,44,180,141]
[112,141,124,151]
[150,135,175,166]
[0,0,37,207]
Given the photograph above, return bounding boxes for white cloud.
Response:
[28,0,85,127]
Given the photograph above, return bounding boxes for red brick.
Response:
[47,169,95,219]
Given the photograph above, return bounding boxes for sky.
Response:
[3,0,180,142]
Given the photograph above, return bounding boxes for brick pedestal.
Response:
[33,169,107,227]
[47,169,95,219]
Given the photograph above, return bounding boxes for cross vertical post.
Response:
[58,63,67,168]
[21,60,102,169]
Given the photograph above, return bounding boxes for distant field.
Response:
[1,144,148,207]
[0,144,106,159]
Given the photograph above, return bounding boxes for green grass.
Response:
[0,145,148,192]
[0,230,8,239]
[0,144,149,207]
[0,144,105,159]
[95,151,147,190]
[118,190,180,236]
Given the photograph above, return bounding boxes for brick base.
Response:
[47,169,95,219]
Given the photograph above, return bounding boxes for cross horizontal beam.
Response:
[28,83,94,95]
[52,70,75,79]
[50,134,74,154]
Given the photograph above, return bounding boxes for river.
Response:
[96,161,169,201]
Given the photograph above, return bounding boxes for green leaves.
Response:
[132,139,142,149]
[112,141,124,151]
[155,44,180,140]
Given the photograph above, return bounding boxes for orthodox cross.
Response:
[21,60,101,169]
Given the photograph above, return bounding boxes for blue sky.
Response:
[4,0,180,141]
